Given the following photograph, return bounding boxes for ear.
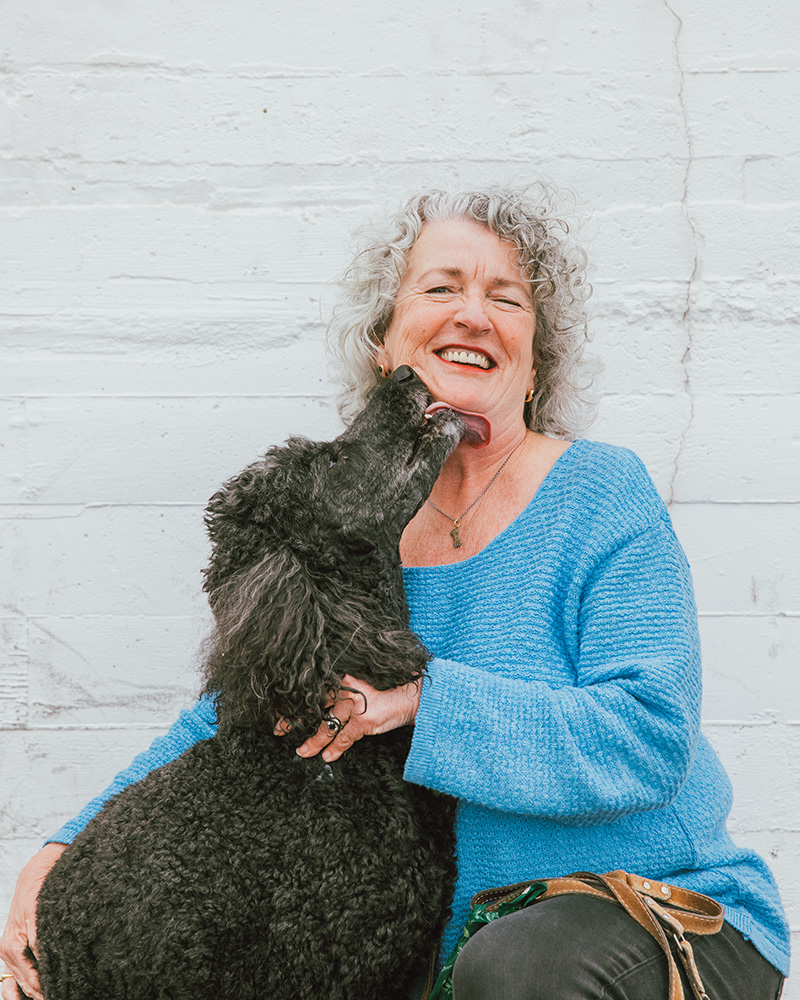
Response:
[203,456,280,593]
[205,456,278,531]
[202,547,335,733]
[374,343,393,374]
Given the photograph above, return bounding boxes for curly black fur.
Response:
[34,368,462,1000]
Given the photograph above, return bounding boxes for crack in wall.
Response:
[663,0,700,506]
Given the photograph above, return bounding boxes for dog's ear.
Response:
[202,457,279,594]
[202,546,335,733]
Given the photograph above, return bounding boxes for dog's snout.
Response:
[390,365,416,384]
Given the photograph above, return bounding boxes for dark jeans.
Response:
[451,895,784,999]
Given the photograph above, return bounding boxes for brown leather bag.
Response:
[425,870,725,1000]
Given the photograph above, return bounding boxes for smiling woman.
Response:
[370,215,563,567]
[330,186,594,441]
[327,188,598,569]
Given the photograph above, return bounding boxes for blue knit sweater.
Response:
[50,440,790,976]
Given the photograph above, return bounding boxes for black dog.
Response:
[34,367,461,1000]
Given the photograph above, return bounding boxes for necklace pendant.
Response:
[426,442,521,551]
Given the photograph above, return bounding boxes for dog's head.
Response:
[201,367,468,734]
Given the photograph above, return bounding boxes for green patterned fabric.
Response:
[428,882,546,999]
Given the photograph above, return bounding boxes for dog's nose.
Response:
[391,365,416,383]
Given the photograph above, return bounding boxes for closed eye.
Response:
[425,286,455,295]
[492,295,523,308]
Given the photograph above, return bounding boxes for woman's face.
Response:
[378,218,536,430]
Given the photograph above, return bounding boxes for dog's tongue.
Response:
[425,402,491,448]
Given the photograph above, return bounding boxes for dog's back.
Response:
[37,726,455,1000]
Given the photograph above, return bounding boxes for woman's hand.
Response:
[0,842,66,1000]
[278,675,422,763]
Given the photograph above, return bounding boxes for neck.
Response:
[401,428,572,567]
[430,421,530,508]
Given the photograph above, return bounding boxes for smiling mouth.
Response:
[436,348,495,370]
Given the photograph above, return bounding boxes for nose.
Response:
[390,365,417,383]
[453,290,492,334]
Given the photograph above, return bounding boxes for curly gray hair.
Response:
[327,184,597,438]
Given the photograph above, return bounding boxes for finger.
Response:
[1,970,42,1000]
[295,716,349,758]
[295,703,353,758]
[25,919,38,964]
[9,967,42,1000]
[320,722,364,763]
[0,942,39,1000]
[0,934,40,999]
[21,949,42,999]
[19,976,43,1000]
[272,718,292,736]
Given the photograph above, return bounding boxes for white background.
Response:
[1,0,798,990]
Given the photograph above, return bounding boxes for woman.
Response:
[1,187,789,1000]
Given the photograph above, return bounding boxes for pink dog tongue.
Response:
[425,402,491,448]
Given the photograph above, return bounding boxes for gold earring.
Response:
[524,387,535,403]
[378,364,392,379]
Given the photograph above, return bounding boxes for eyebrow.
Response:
[419,267,531,297]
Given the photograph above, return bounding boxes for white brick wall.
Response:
[2,0,798,990]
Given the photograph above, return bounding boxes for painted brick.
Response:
[0,206,355,291]
[693,203,800,279]
[0,156,693,212]
[671,0,799,71]
[671,504,800,613]
[705,722,800,828]
[0,331,330,398]
[26,614,206,726]
[686,71,800,158]
[700,615,800,722]
[744,154,800,204]
[2,0,679,76]
[6,71,687,162]
[0,506,208,617]
[674,395,800,502]
[1,729,177,840]
[0,618,28,728]
[1,395,340,505]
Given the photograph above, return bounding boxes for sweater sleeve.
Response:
[403,515,702,824]
[46,694,219,845]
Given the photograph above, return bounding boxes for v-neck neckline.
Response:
[402,438,587,574]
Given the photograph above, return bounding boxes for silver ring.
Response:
[323,712,344,736]
[0,973,15,982]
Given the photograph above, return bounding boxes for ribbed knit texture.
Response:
[49,439,790,977]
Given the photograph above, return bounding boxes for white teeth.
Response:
[438,349,491,369]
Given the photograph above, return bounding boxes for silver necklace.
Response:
[426,443,521,549]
